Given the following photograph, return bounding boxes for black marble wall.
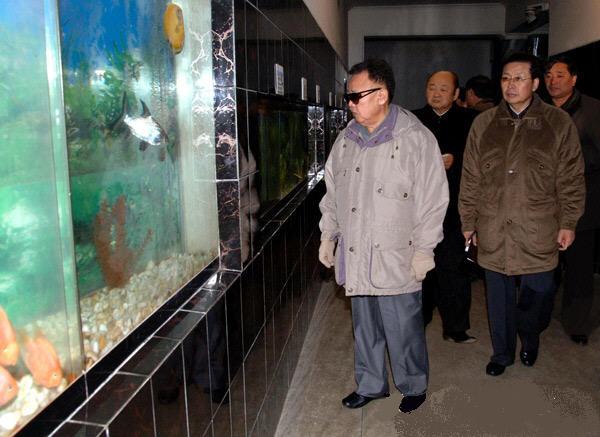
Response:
[19,0,341,435]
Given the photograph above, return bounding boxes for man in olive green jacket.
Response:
[459,53,585,377]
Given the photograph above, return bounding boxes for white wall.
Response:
[348,3,506,67]
[549,0,600,55]
[303,0,348,66]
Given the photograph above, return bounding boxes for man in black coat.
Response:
[545,56,600,345]
[413,70,477,343]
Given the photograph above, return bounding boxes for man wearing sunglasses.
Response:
[318,59,448,413]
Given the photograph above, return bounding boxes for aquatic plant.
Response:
[93,195,152,288]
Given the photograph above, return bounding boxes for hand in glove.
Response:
[411,250,435,282]
[318,240,336,268]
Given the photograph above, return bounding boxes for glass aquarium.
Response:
[0,1,82,434]
[0,0,219,434]
[250,96,309,219]
[59,0,219,368]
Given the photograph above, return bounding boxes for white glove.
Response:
[411,250,435,282]
[318,240,336,268]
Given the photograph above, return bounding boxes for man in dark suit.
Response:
[546,56,600,346]
[413,70,477,344]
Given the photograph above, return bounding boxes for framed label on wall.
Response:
[274,63,284,95]
[301,77,307,100]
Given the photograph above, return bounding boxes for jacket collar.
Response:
[496,94,544,128]
[345,104,398,148]
[557,89,581,116]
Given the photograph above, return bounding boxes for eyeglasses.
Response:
[343,87,381,104]
[501,76,532,85]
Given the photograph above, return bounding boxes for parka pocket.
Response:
[373,179,412,221]
[525,150,555,202]
[369,229,414,289]
[479,150,504,207]
[476,215,502,254]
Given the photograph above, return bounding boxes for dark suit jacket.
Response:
[412,104,476,231]
[558,90,600,231]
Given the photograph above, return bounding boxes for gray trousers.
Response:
[351,292,428,397]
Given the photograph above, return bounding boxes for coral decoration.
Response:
[93,195,152,288]
[0,365,17,406]
[0,306,19,366]
[23,335,63,388]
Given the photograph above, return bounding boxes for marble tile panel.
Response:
[214,87,238,180]
[72,374,146,425]
[212,398,232,437]
[229,371,246,437]
[264,310,276,386]
[225,278,244,378]
[245,3,259,92]
[271,230,287,296]
[108,381,154,437]
[217,180,242,271]
[244,328,267,432]
[184,288,224,314]
[202,271,240,293]
[241,253,265,355]
[150,346,188,437]
[212,1,235,87]
[206,298,230,406]
[234,0,246,89]
[182,318,212,436]
[120,337,179,376]
[155,310,205,341]
[236,88,249,176]
[51,422,107,437]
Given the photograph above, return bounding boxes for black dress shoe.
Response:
[342,391,389,409]
[520,349,538,367]
[399,393,426,413]
[485,361,505,376]
[443,331,477,344]
[570,334,589,345]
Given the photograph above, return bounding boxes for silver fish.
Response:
[111,93,169,161]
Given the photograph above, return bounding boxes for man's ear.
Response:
[532,77,540,92]
[452,87,460,101]
[572,74,578,87]
[378,88,389,105]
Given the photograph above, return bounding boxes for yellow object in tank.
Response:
[163,3,185,54]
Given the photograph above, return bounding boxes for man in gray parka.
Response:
[318,59,448,413]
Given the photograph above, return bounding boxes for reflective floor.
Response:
[276,278,600,436]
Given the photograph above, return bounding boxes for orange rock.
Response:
[163,3,185,54]
[23,335,63,388]
[0,306,19,366]
[0,365,17,407]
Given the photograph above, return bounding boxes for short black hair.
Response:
[501,52,543,80]
[546,55,578,76]
[426,70,459,91]
[465,75,495,100]
[348,58,395,102]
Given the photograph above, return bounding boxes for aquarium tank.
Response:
[59,0,219,367]
[251,97,309,219]
[0,0,219,434]
[0,1,82,435]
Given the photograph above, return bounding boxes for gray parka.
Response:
[319,104,449,296]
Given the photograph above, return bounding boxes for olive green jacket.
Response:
[459,95,585,275]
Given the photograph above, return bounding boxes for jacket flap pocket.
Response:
[375,180,411,200]
[372,230,412,250]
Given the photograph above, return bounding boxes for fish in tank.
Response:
[0,2,81,434]
[59,0,219,367]
[0,0,219,433]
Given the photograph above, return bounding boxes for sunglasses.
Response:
[343,87,381,104]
